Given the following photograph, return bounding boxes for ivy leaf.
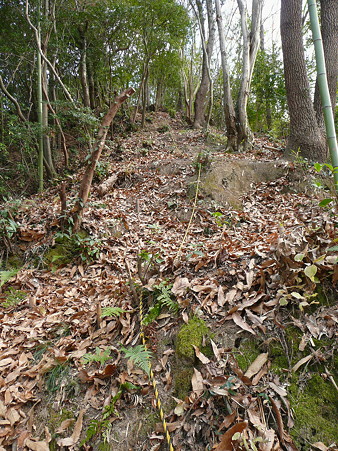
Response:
[304,265,317,282]
[328,245,338,252]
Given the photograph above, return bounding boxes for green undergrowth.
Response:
[235,322,337,448]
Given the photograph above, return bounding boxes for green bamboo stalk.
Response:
[37,0,43,192]
[307,0,338,192]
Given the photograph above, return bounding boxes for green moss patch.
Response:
[176,316,212,363]
[289,373,338,446]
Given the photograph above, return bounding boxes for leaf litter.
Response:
[0,112,337,450]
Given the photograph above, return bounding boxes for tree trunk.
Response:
[87,59,96,110]
[236,0,263,150]
[281,0,327,161]
[72,87,135,232]
[192,0,215,129]
[313,0,338,130]
[79,33,91,109]
[215,0,237,151]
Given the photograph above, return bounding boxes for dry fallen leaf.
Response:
[244,353,268,378]
[57,409,84,447]
[291,354,313,372]
[193,345,210,364]
[191,368,204,396]
[214,421,248,451]
[232,312,256,335]
[24,439,49,451]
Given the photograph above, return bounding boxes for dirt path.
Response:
[0,113,337,450]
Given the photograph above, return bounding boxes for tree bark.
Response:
[72,87,135,232]
[192,0,215,129]
[313,0,338,130]
[281,0,327,161]
[79,27,91,109]
[236,0,263,150]
[215,0,237,151]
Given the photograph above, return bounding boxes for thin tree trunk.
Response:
[0,75,27,122]
[191,0,215,129]
[72,87,135,232]
[236,0,263,150]
[79,28,91,108]
[215,0,237,151]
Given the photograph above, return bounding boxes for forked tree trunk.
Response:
[281,0,327,161]
[72,87,135,232]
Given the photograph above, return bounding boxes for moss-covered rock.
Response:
[44,230,88,269]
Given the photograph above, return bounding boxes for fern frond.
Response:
[101,307,125,318]
[121,345,152,376]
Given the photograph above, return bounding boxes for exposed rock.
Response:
[197,159,289,208]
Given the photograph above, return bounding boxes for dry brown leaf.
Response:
[56,418,75,434]
[269,382,287,398]
[24,439,49,451]
[311,442,328,451]
[57,409,84,447]
[217,285,226,306]
[214,421,248,451]
[232,312,256,335]
[218,411,236,431]
[244,353,268,378]
[191,368,204,396]
[172,277,190,296]
[291,354,313,372]
[193,345,210,364]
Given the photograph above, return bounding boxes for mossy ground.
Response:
[174,316,212,399]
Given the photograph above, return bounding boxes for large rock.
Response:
[198,159,288,208]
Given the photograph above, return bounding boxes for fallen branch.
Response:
[71,87,135,232]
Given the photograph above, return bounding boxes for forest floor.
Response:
[0,112,337,451]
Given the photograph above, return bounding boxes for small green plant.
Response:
[81,348,112,366]
[0,268,18,290]
[142,280,178,325]
[101,307,126,318]
[232,432,268,451]
[94,161,110,182]
[1,287,26,308]
[121,345,152,376]
[45,363,70,393]
[193,150,212,173]
[80,381,139,447]
[210,211,232,228]
[313,162,338,207]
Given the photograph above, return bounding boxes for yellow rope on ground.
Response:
[139,294,175,451]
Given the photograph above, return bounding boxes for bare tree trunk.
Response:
[215,0,237,151]
[79,32,91,108]
[236,0,263,150]
[313,0,338,130]
[191,0,215,129]
[87,59,96,110]
[281,0,327,161]
[72,87,135,232]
